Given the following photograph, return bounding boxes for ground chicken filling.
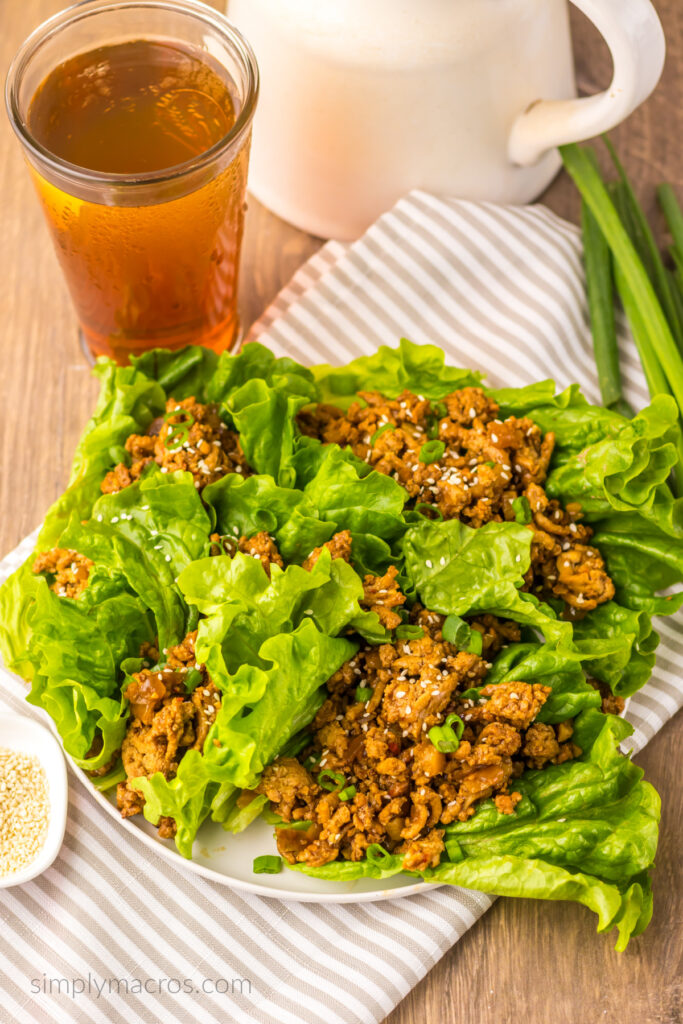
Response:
[251,608,583,872]
[116,631,220,839]
[297,387,615,616]
[32,548,93,598]
[101,396,250,495]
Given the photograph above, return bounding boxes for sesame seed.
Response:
[425,559,433,569]
[0,749,49,877]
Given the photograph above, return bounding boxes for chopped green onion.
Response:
[414,503,443,521]
[394,623,424,640]
[370,423,396,445]
[302,750,322,772]
[274,819,313,831]
[466,629,483,656]
[426,404,447,439]
[163,409,196,451]
[355,686,374,703]
[483,460,496,468]
[185,667,203,689]
[445,713,465,743]
[252,855,282,874]
[338,785,357,802]
[419,440,445,464]
[442,614,470,646]
[445,837,465,863]
[317,768,345,792]
[511,495,532,525]
[442,614,484,655]
[366,843,391,864]
[428,724,461,753]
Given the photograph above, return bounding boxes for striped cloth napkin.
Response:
[0,191,681,1024]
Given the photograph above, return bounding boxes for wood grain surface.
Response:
[0,1,681,1022]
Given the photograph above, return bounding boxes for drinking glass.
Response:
[6,0,259,363]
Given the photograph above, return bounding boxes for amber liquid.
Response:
[27,40,250,362]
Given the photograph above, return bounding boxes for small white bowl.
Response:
[0,712,68,888]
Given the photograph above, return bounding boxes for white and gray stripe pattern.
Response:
[0,191,680,1023]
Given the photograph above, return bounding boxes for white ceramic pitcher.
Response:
[228,0,665,240]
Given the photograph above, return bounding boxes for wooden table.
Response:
[1,2,681,1022]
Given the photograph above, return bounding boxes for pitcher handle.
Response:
[508,0,665,165]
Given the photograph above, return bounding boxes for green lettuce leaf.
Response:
[37,360,166,551]
[208,342,317,487]
[130,345,219,401]
[589,514,683,615]
[60,471,211,650]
[571,602,660,697]
[0,559,42,678]
[293,444,408,575]
[311,338,481,406]
[203,472,334,564]
[24,570,153,767]
[403,518,571,643]
[544,397,682,525]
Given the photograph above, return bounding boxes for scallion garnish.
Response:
[163,409,196,452]
[445,837,465,863]
[511,495,532,525]
[252,855,282,874]
[445,713,465,742]
[467,629,483,655]
[418,440,445,464]
[355,686,374,703]
[370,423,396,445]
[414,503,443,521]
[185,667,203,689]
[442,614,469,646]
[394,624,424,640]
[366,843,391,864]
[428,712,464,753]
[317,768,345,792]
[338,785,357,802]
[442,614,482,654]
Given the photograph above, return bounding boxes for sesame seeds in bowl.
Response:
[0,713,67,888]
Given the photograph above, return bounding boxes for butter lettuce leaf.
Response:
[203,472,334,564]
[23,571,153,767]
[311,337,481,406]
[60,470,211,650]
[403,518,571,643]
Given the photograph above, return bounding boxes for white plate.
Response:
[69,757,430,902]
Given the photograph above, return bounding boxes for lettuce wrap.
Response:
[0,339,675,951]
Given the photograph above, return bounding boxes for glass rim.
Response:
[5,0,259,189]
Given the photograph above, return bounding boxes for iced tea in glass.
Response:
[6,0,258,363]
